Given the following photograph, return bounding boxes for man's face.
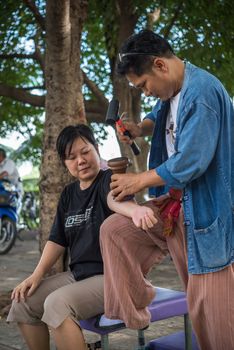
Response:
[64,137,100,189]
[126,58,175,101]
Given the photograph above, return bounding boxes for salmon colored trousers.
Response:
[100,201,234,350]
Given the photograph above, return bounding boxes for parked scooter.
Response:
[20,191,39,230]
[0,180,19,254]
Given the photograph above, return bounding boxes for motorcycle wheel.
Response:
[0,217,17,254]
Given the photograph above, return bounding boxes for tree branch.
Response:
[82,70,108,106]
[0,83,45,107]
[163,3,184,39]
[34,47,45,71]
[0,81,106,121]
[22,85,45,90]
[33,27,46,71]
[0,53,35,60]
[146,8,161,30]
[0,51,45,71]
[22,0,46,31]
[84,100,108,124]
[86,112,106,124]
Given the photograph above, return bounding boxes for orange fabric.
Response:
[153,189,182,236]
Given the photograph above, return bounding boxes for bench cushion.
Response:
[150,287,187,321]
[80,287,187,335]
[147,330,199,350]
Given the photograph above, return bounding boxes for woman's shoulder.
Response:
[99,168,112,177]
[93,169,112,196]
[61,181,78,197]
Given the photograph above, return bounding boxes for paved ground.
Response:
[0,230,185,350]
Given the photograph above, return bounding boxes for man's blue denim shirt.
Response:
[145,62,234,274]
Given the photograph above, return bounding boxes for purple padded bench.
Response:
[147,331,199,350]
[80,287,199,350]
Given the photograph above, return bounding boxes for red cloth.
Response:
[153,188,182,236]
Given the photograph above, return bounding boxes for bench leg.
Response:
[101,334,109,350]
[184,313,192,350]
[137,329,146,350]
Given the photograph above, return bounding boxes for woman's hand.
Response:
[11,273,43,302]
[131,206,158,230]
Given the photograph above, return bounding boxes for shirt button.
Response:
[184,220,191,226]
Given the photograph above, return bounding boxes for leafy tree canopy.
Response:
[0,0,234,163]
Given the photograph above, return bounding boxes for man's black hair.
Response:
[0,148,6,158]
[117,29,174,76]
[56,124,97,164]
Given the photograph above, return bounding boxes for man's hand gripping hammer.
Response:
[105,99,141,156]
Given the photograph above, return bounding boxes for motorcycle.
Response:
[20,191,39,230]
[0,180,19,254]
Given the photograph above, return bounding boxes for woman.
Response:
[7,124,157,350]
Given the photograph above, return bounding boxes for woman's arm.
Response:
[33,241,65,277]
[11,241,65,301]
[107,193,157,230]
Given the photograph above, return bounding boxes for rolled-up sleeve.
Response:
[144,100,161,122]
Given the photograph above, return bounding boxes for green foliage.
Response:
[0,1,45,84]
[90,122,108,145]
[81,0,115,98]
[22,177,39,193]
[0,0,45,164]
[154,0,234,94]
[0,0,234,165]
[0,98,44,165]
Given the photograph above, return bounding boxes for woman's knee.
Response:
[7,298,43,324]
[44,290,67,315]
[9,299,26,315]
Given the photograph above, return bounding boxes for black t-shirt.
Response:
[49,169,113,281]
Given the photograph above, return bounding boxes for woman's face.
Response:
[64,137,100,189]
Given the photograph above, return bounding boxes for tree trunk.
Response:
[112,0,150,200]
[115,78,150,202]
[39,0,87,273]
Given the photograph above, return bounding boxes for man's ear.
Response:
[152,57,168,72]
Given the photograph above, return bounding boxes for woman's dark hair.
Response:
[117,29,174,77]
[56,124,97,164]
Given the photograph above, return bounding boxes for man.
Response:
[100,29,234,350]
[0,148,23,197]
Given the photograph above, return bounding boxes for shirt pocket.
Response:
[194,217,230,268]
